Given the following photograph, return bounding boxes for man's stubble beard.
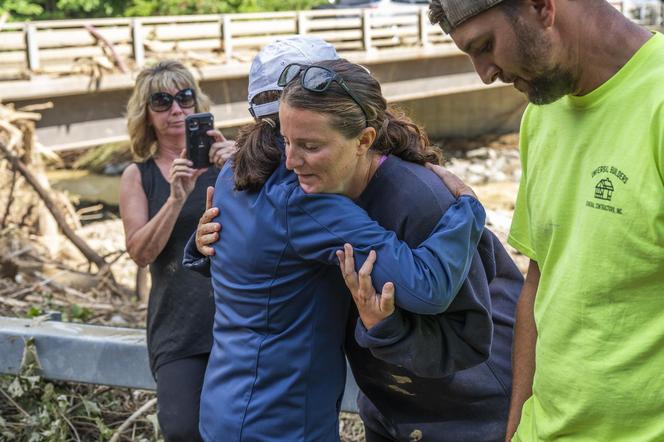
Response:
[514,19,578,105]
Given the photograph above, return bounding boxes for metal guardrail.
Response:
[0,316,361,413]
[0,7,449,77]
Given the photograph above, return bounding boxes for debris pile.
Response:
[0,102,158,442]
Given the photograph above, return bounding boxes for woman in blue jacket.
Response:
[184,38,486,442]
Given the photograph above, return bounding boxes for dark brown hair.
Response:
[281,58,441,165]
[232,90,282,191]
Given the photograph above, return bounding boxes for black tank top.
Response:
[137,159,217,375]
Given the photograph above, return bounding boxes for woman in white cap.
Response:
[184,36,486,441]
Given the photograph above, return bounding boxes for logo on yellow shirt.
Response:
[586,165,629,215]
[595,178,614,200]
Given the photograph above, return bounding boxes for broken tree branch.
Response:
[0,121,109,273]
[109,397,157,442]
[84,24,129,73]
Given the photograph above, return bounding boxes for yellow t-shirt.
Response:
[509,32,664,441]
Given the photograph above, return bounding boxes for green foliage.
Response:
[236,0,328,13]
[66,304,93,322]
[26,306,43,318]
[54,0,129,18]
[0,0,328,20]
[0,0,44,19]
[0,374,158,441]
[124,0,236,16]
[0,340,157,441]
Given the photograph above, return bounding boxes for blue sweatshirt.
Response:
[349,155,522,441]
[194,159,485,442]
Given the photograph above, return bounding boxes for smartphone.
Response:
[185,112,214,169]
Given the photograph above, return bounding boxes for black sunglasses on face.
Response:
[149,88,196,112]
[277,63,370,126]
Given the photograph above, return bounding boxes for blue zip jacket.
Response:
[195,159,485,442]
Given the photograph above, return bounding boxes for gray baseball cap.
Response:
[432,0,506,33]
[247,36,339,118]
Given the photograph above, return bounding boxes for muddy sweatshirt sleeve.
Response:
[352,246,496,377]
[353,231,523,377]
[286,187,486,315]
[182,231,211,278]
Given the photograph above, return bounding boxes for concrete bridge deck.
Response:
[3,46,526,150]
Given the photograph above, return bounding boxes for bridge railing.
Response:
[0,7,452,78]
[0,1,654,79]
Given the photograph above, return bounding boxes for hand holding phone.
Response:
[186,112,214,169]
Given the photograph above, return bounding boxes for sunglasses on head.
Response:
[148,88,196,112]
[277,63,370,126]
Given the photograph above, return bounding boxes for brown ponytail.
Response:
[232,90,282,191]
[372,107,442,165]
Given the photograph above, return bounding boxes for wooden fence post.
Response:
[297,11,307,35]
[362,9,372,52]
[222,15,233,63]
[131,19,145,68]
[24,24,40,71]
[419,8,429,48]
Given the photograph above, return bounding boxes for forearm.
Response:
[289,192,486,315]
[388,195,486,314]
[126,197,184,266]
[506,260,539,441]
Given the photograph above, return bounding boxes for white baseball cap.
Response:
[248,36,339,118]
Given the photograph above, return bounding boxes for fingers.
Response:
[198,207,219,226]
[379,282,395,314]
[207,129,227,142]
[205,186,214,211]
[179,148,187,159]
[425,163,477,199]
[342,243,356,279]
[209,140,237,168]
[199,244,215,257]
[336,247,357,293]
[357,251,377,309]
[199,232,219,247]
[171,159,195,179]
[196,218,221,256]
[357,250,376,300]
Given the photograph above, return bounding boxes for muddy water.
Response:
[47,170,121,205]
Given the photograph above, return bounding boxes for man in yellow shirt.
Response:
[428,1,664,440]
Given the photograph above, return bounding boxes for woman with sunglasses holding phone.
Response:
[119,60,233,442]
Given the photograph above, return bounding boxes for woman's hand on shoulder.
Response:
[337,244,395,330]
[196,186,222,256]
[425,163,477,200]
[208,129,237,169]
[169,149,207,203]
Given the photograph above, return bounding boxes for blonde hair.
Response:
[126,60,212,160]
